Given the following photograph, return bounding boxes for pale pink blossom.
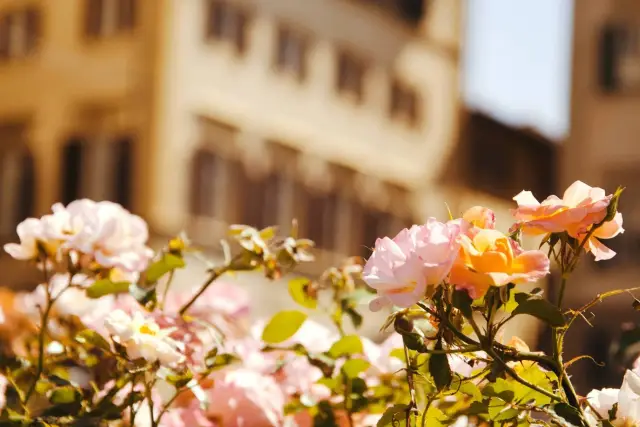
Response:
[512,181,624,260]
[362,333,404,378]
[205,369,285,427]
[4,218,46,260]
[105,310,185,367]
[363,219,462,311]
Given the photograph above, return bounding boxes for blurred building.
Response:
[563,0,640,392]
[0,0,556,340]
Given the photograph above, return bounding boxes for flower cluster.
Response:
[4,199,153,273]
[0,180,631,427]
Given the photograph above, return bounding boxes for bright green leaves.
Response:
[85,279,130,298]
[288,277,317,309]
[341,359,370,379]
[48,385,82,405]
[145,253,185,285]
[512,293,565,327]
[261,310,308,344]
[328,335,363,358]
[75,329,111,352]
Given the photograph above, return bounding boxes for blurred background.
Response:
[0,0,638,393]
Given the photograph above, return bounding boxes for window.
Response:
[61,136,134,207]
[61,138,86,205]
[274,25,307,81]
[360,208,391,258]
[84,0,136,38]
[0,124,34,238]
[390,79,420,127]
[112,137,133,209]
[0,7,41,61]
[336,50,366,103]
[205,0,248,54]
[599,25,640,93]
[303,190,337,250]
[190,149,219,217]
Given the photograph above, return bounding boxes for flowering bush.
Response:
[0,181,635,426]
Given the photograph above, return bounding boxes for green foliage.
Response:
[512,293,565,327]
[145,253,185,284]
[288,277,318,309]
[85,279,130,298]
[261,310,308,344]
[328,335,363,358]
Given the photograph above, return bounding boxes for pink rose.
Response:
[363,219,462,311]
[512,181,624,260]
[205,369,285,427]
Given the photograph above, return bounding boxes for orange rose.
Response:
[512,181,624,260]
[450,229,550,299]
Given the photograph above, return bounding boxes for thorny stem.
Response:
[403,344,418,427]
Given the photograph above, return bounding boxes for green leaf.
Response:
[85,279,130,299]
[452,289,473,318]
[261,310,308,344]
[457,381,482,401]
[166,370,194,389]
[75,329,111,352]
[377,404,409,427]
[554,403,587,427]
[205,352,239,370]
[48,385,81,404]
[482,378,515,402]
[288,278,317,309]
[341,359,370,379]
[488,398,518,422]
[146,253,186,284]
[402,333,428,353]
[512,295,565,327]
[328,335,363,358]
[429,340,452,391]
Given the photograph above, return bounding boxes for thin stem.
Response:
[417,302,479,347]
[160,270,176,311]
[24,260,55,405]
[486,348,562,403]
[178,256,239,316]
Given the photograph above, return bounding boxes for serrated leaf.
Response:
[288,277,317,309]
[341,359,370,379]
[488,398,518,422]
[429,340,452,391]
[554,403,587,427]
[377,404,408,427]
[513,295,565,327]
[261,310,307,344]
[328,335,363,358]
[86,279,130,298]
[75,329,111,352]
[48,385,81,404]
[145,253,185,284]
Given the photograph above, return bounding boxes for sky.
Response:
[463,0,574,140]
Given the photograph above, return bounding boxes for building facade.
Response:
[563,0,640,392]
[0,0,556,341]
